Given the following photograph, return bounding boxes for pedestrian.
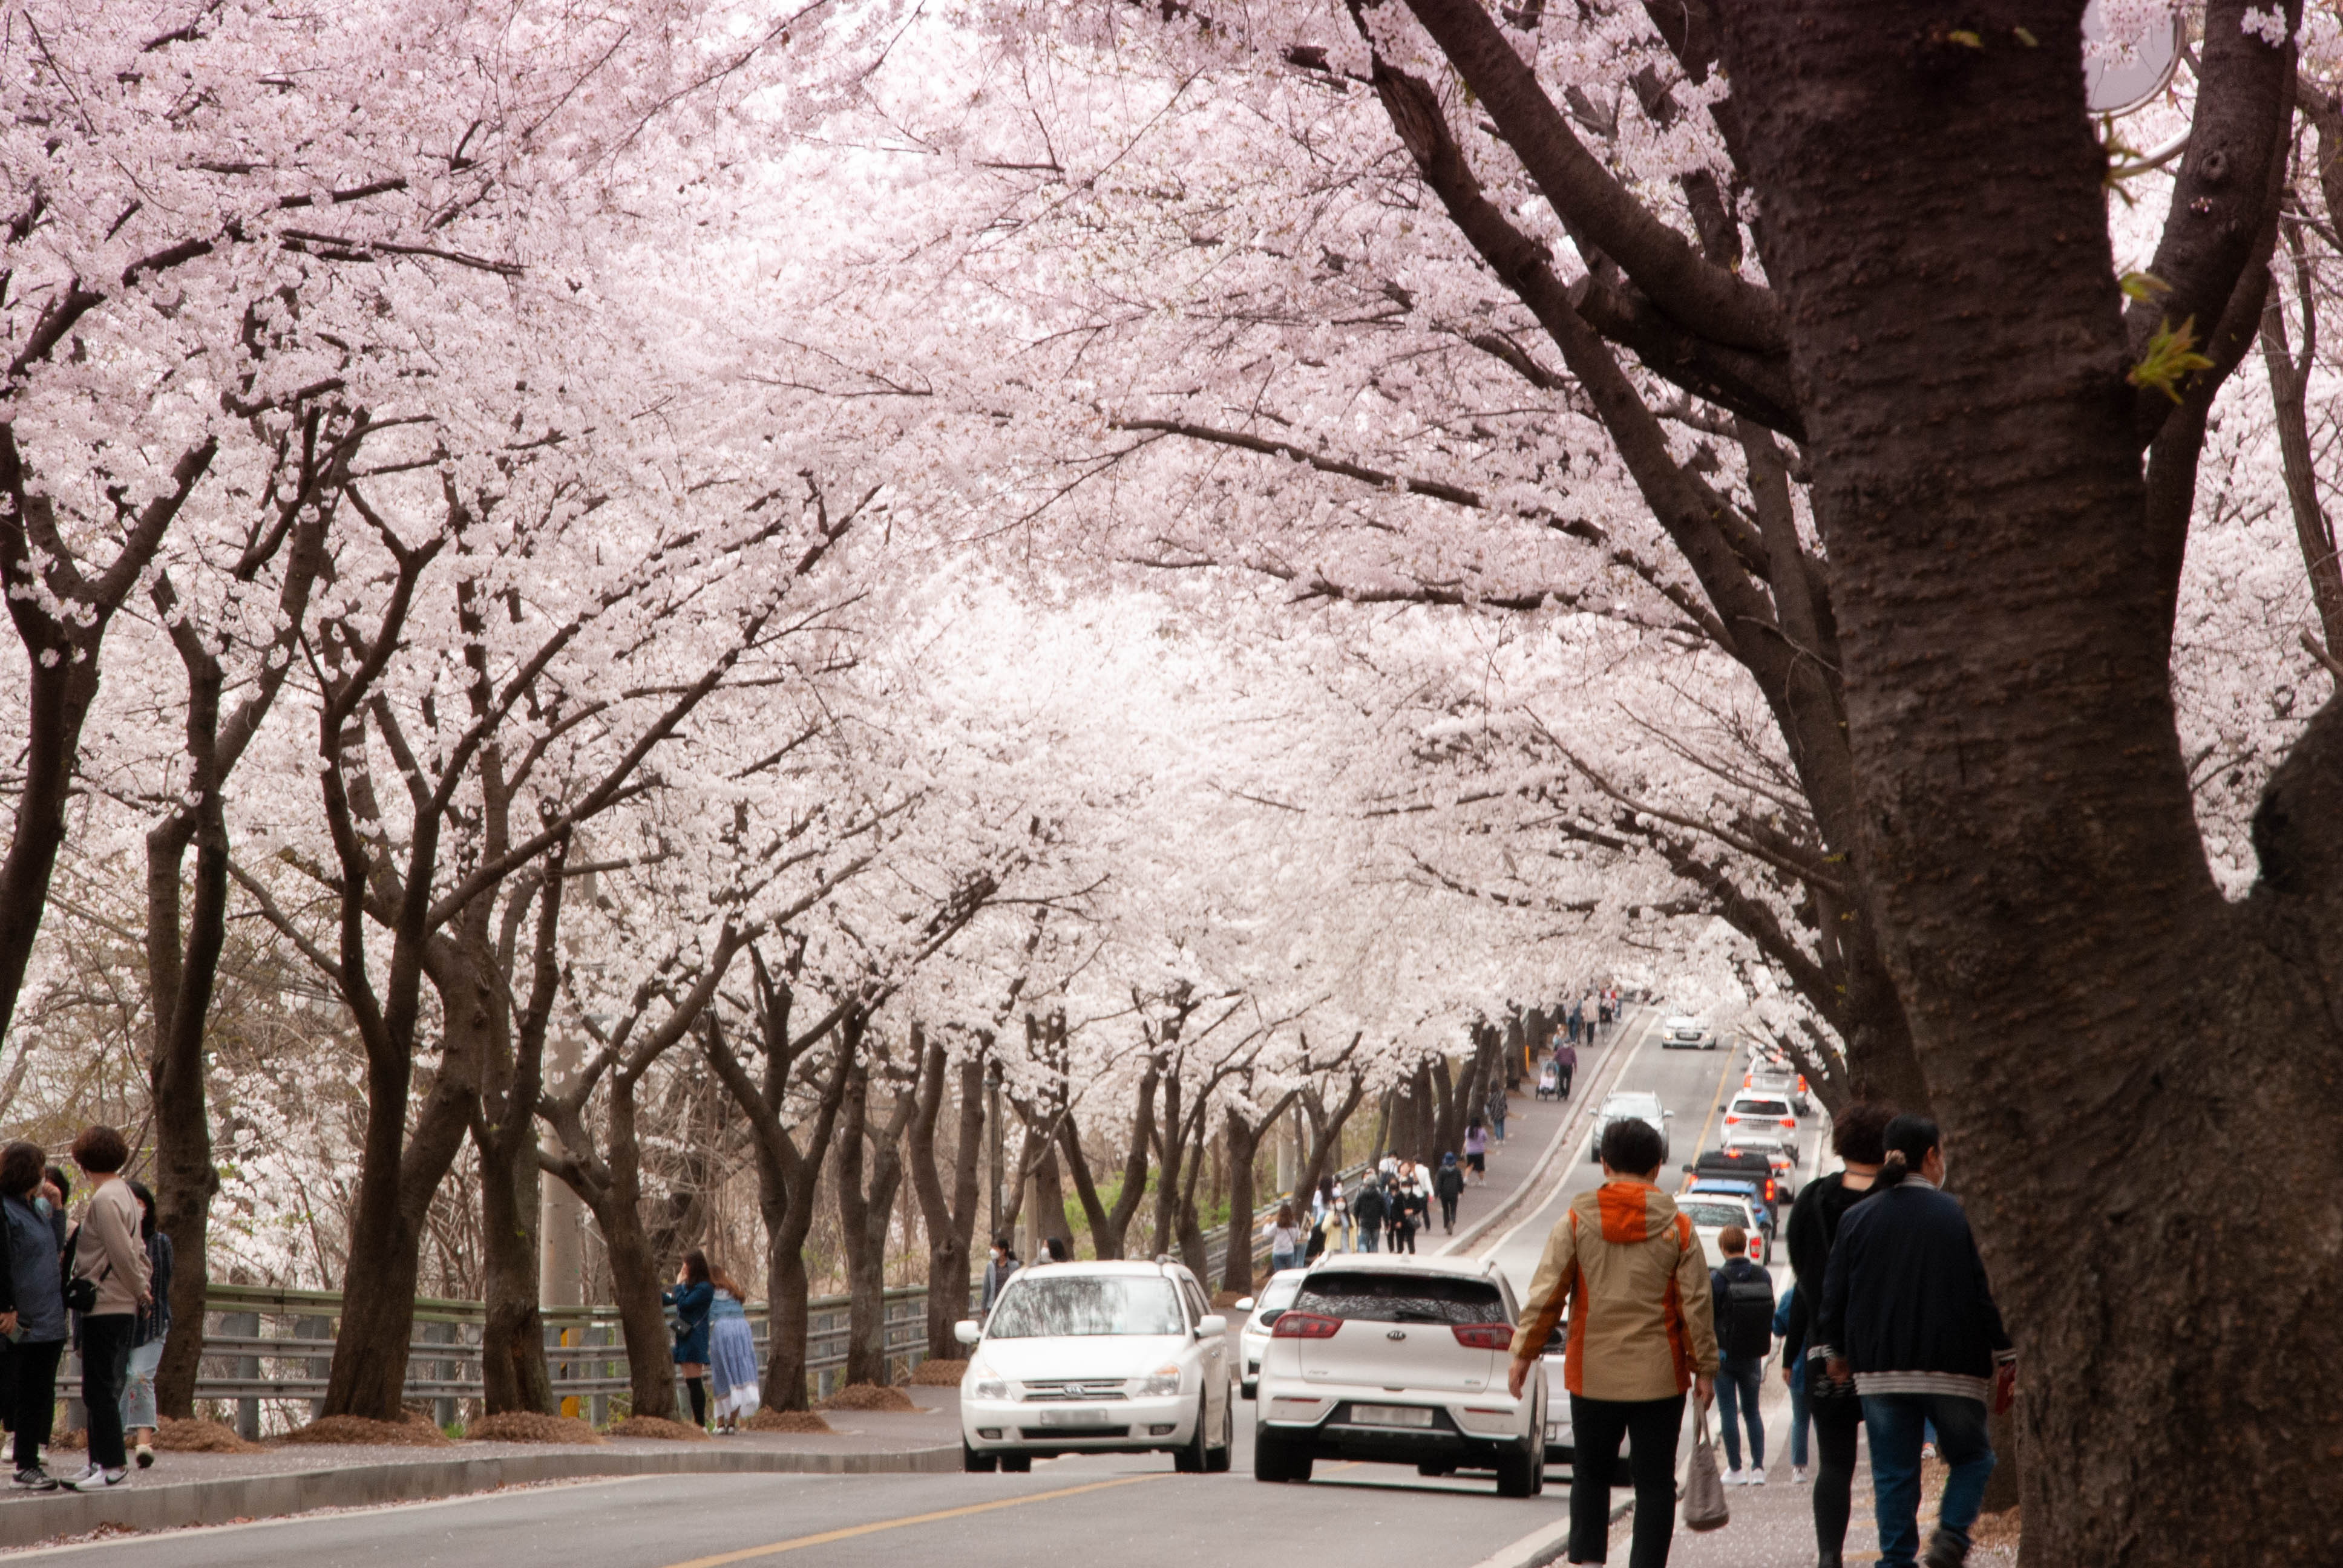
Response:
[59,1125,149,1492]
[120,1180,172,1469]
[1264,1202,1305,1274]
[1463,1118,1488,1186]
[0,1165,67,1450]
[1512,1117,1717,1568]
[1311,1175,1350,1253]
[1556,1039,1578,1099]
[0,1143,67,1491]
[1783,1101,1895,1568]
[1486,1083,1507,1144]
[1041,1236,1070,1263]
[1567,1002,1583,1045]
[1434,1153,1464,1233]
[1709,1224,1774,1485]
[704,1259,759,1432]
[1350,1178,1386,1253]
[663,1249,716,1430]
[1816,1116,2014,1568]
[1771,1287,1810,1481]
[980,1236,1020,1309]
[1390,1177,1419,1255]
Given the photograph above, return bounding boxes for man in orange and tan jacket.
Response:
[1509,1116,1717,1568]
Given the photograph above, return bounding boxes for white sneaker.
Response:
[1722,1468,1746,1486]
[1792,1465,1810,1483]
[59,1463,125,1491]
[1749,1466,1766,1485]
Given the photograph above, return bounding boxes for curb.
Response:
[1463,1497,1634,1568]
[0,1443,962,1551]
[1442,1007,1652,1259]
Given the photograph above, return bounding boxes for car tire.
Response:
[963,1443,997,1473]
[1495,1442,1539,1498]
[1254,1431,1311,1483]
[998,1452,1032,1474]
[1415,1460,1454,1477]
[1175,1403,1210,1473]
[1240,1380,1256,1401]
[1204,1398,1233,1474]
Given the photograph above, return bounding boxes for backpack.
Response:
[1714,1261,1775,1361]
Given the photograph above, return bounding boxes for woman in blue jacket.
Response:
[0,1143,69,1490]
[663,1250,715,1430]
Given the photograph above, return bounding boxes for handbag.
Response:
[1681,1402,1731,1531]
[60,1225,99,1315]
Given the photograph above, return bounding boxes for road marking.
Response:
[1683,1040,1745,1172]
[657,1474,1166,1567]
[1483,1011,1659,1267]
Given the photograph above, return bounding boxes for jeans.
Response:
[8,1339,61,1472]
[1784,1366,1810,1468]
[79,1314,136,1470]
[1810,1389,1863,1556]
[1356,1226,1380,1252]
[1568,1392,1685,1568]
[1714,1356,1765,1471]
[1863,1393,1995,1567]
[1271,1249,1299,1274]
[122,1339,164,1432]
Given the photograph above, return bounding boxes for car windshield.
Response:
[1294,1271,1507,1326]
[1733,1099,1791,1118]
[987,1276,1187,1338]
[1682,1203,1750,1228]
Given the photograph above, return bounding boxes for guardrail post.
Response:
[295,1315,332,1420]
[589,1323,611,1427]
[420,1319,456,1429]
[223,1310,261,1439]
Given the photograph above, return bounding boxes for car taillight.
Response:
[1798,1076,1807,1093]
[1272,1313,1342,1339]
[1765,1178,1777,1201]
[1452,1324,1514,1351]
[1780,1117,1797,1130]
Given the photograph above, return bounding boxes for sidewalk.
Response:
[0,1389,963,1551]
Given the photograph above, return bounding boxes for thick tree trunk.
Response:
[1219,1115,1264,1295]
[478,1135,552,1416]
[592,1091,679,1423]
[833,1033,909,1390]
[1057,1058,1158,1261]
[147,815,223,1420]
[1712,6,2330,1563]
[908,1046,986,1357]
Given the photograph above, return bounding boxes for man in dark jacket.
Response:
[1350,1179,1386,1252]
[1433,1155,1466,1233]
[1708,1226,1774,1483]
[1816,1116,2016,1568]
[1782,1100,1893,1568]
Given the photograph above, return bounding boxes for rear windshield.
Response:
[1294,1272,1507,1326]
[1682,1202,1751,1228]
[988,1276,1186,1338]
[1732,1099,1791,1118]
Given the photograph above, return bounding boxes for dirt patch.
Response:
[905,1358,966,1387]
[1971,1506,2022,1552]
[1210,1290,1247,1308]
[605,1415,710,1441]
[465,1412,605,1445]
[745,1408,835,1433]
[156,1418,266,1454]
[818,1382,920,1413]
[47,1428,84,1451]
[278,1413,451,1447]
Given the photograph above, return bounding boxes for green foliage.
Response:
[2120,270,2171,304]
[2128,316,2214,403]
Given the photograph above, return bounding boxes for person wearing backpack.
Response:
[1709,1226,1775,1485]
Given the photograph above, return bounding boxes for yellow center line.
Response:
[1683,1041,1744,1173]
[659,1474,1167,1568]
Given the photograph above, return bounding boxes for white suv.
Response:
[1251,1256,1545,1496]
[956,1259,1232,1474]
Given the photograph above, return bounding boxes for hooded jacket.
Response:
[1515,1179,1719,1402]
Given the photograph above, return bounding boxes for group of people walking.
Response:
[1275,1129,1500,1264]
[0,1125,172,1492]
[1509,1106,2012,1568]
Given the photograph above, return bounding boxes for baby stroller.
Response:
[1535,1057,1562,1100]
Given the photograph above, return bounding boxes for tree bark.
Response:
[833,1021,913,1388]
[907,1037,986,1356]
[476,858,564,1416]
[1057,1056,1158,1261]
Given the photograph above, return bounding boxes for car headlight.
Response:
[971,1377,1009,1400]
[1131,1365,1182,1397]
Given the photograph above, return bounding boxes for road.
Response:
[22,1013,1827,1568]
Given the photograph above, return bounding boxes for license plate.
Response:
[1035,1406,1104,1426]
[1351,1403,1435,1428]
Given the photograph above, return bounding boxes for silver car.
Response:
[1233,1269,1306,1399]
[1591,1089,1672,1162]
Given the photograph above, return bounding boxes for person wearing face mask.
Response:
[1814,1115,2016,1568]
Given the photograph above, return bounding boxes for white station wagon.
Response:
[957,1259,1232,1474]
[1252,1256,1546,1496]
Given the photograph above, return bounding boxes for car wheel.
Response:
[1240,1380,1256,1401]
[962,1443,997,1473]
[1204,1398,1234,1473]
[1495,1442,1539,1498]
[1415,1460,1454,1477]
[1254,1431,1311,1483]
[1175,1404,1210,1473]
[998,1452,1032,1474]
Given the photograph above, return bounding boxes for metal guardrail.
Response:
[192,1281,972,1434]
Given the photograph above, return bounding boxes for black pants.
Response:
[1810,1390,1864,1557]
[1569,1391,1685,1568]
[10,1339,62,1472]
[1558,1064,1574,1096]
[1438,1195,1458,1230]
[80,1314,135,1470]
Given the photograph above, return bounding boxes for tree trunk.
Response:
[475,864,562,1416]
[833,1028,910,1390]
[146,814,221,1420]
[1057,1057,1158,1261]
[1709,7,2329,1562]
[908,1040,986,1357]
[1219,1114,1264,1296]
[591,1087,679,1423]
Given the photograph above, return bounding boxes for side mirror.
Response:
[1198,1315,1228,1338]
[1233,1297,1256,1313]
[1681,1162,1696,1172]
[1662,1109,1674,1117]
[954,1320,981,1347]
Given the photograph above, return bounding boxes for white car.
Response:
[1722,1092,1798,1137]
[1678,1192,1768,1267]
[1590,1089,1672,1163]
[1723,1129,1802,1197]
[1658,1015,1717,1050]
[956,1259,1233,1474]
[1233,1269,1306,1399]
[1252,1256,1545,1496]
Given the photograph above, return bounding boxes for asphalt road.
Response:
[22,1015,1827,1568]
